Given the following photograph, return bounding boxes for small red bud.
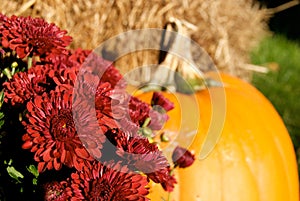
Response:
[172,146,195,168]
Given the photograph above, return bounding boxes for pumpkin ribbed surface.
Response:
[136,73,299,201]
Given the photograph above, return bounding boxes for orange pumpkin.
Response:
[134,73,299,201]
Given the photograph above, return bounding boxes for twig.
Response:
[267,0,299,14]
[243,64,269,73]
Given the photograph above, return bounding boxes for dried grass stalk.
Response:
[1,0,271,79]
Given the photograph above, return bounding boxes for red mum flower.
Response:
[151,92,174,112]
[68,48,92,68]
[73,97,107,160]
[104,128,177,192]
[128,96,151,126]
[148,109,169,131]
[0,15,72,59]
[80,52,126,89]
[0,13,5,23]
[172,146,195,168]
[124,138,177,192]
[22,89,94,172]
[69,161,149,201]
[49,66,78,92]
[43,181,70,201]
[3,65,52,105]
[42,48,91,70]
[157,167,177,192]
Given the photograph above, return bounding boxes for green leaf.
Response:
[0,112,4,129]
[6,166,24,183]
[27,165,39,178]
[32,178,38,185]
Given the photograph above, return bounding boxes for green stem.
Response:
[3,68,12,79]
[142,117,151,128]
[27,56,33,69]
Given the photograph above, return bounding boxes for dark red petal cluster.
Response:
[80,52,125,88]
[68,161,149,201]
[151,92,174,112]
[128,96,151,126]
[3,65,52,105]
[22,89,93,172]
[124,137,177,192]
[148,109,168,130]
[159,167,178,192]
[172,146,195,168]
[104,128,177,192]
[49,66,77,91]
[0,15,72,58]
[68,48,92,68]
[0,13,5,23]
[42,48,91,70]
[43,181,69,201]
[101,65,126,88]
[73,98,106,160]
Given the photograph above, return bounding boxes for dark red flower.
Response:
[0,15,72,58]
[3,65,52,105]
[101,65,126,88]
[42,48,91,70]
[68,48,92,68]
[118,118,140,134]
[124,137,177,192]
[73,97,107,160]
[69,161,149,201]
[104,128,177,192]
[151,92,174,112]
[43,181,69,201]
[49,66,77,91]
[22,89,94,172]
[148,109,168,131]
[0,13,5,23]
[80,52,125,89]
[128,96,150,126]
[172,146,195,168]
[159,167,178,192]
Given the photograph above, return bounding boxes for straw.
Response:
[1,0,271,80]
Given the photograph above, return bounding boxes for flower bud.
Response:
[172,146,195,168]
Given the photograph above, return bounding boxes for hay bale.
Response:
[1,0,270,79]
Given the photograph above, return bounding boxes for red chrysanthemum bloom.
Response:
[73,97,107,160]
[22,89,94,172]
[68,48,92,68]
[158,167,178,192]
[3,65,53,105]
[124,138,177,192]
[172,146,195,168]
[128,96,151,126]
[104,128,177,192]
[0,13,5,23]
[43,181,70,201]
[151,92,174,112]
[0,15,72,59]
[68,161,149,201]
[49,66,78,92]
[80,52,126,89]
[42,48,91,70]
[148,109,169,131]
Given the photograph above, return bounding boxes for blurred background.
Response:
[251,0,300,173]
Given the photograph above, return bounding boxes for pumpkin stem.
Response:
[150,17,220,94]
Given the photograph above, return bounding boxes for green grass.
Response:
[250,35,300,161]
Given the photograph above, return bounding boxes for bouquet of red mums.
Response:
[0,14,195,200]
